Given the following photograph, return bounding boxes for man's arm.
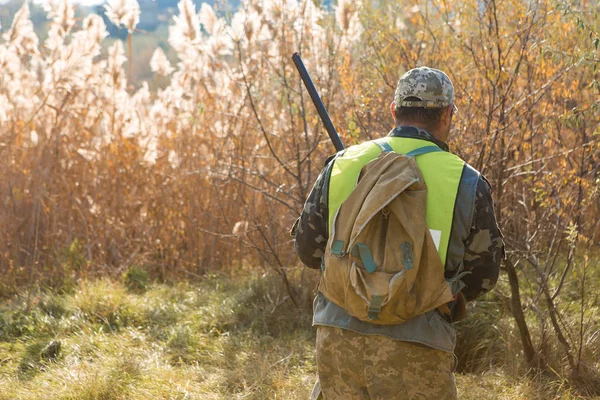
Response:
[460,177,505,302]
[292,158,334,269]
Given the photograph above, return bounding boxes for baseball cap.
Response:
[394,67,455,109]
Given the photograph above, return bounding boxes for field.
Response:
[1,0,599,398]
[0,271,598,400]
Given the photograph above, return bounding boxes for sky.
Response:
[35,0,105,5]
[0,0,107,6]
[61,0,105,4]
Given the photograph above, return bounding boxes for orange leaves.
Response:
[349,0,600,252]
[0,0,597,282]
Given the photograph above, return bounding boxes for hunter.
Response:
[293,67,504,399]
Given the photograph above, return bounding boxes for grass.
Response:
[0,272,316,399]
[0,270,598,399]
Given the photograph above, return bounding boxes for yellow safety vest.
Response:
[328,137,464,265]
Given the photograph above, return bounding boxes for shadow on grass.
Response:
[18,339,61,380]
[225,274,314,337]
[161,272,317,372]
[454,291,508,373]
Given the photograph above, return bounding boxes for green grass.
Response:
[0,271,598,399]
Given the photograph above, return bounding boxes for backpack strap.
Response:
[350,243,377,274]
[374,139,443,157]
[330,240,345,257]
[405,145,443,157]
[373,138,393,152]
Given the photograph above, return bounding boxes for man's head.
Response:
[390,67,456,142]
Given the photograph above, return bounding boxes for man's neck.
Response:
[388,125,449,152]
[395,121,445,142]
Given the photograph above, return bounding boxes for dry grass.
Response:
[1,3,598,381]
[0,271,598,399]
[0,1,598,397]
[0,272,316,399]
[1,0,598,283]
[456,372,598,400]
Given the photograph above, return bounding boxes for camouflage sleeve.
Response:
[292,158,334,269]
[461,176,505,302]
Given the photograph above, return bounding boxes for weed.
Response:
[124,266,149,293]
[72,281,141,331]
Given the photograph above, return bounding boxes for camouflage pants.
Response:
[314,326,457,400]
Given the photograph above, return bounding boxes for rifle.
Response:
[291,52,345,152]
[292,53,337,400]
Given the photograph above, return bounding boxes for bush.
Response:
[124,266,149,293]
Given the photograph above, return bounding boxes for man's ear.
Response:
[390,101,397,120]
[442,104,453,123]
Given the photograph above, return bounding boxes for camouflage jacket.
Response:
[293,126,504,302]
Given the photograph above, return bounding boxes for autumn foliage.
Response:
[0,0,599,382]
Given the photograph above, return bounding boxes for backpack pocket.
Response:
[348,261,421,322]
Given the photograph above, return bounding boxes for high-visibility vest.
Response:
[328,136,465,265]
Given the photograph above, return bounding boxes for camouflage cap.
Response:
[394,67,454,109]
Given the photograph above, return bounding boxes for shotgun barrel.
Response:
[292,52,345,152]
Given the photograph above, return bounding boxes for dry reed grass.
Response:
[0,0,599,392]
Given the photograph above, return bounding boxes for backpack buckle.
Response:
[367,295,383,320]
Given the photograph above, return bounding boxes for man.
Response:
[293,67,504,399]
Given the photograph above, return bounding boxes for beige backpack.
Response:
[319,149,454,325]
